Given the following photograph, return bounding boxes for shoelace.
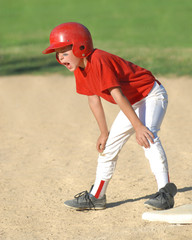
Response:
[74,190,96,210]
[154,190,172,208]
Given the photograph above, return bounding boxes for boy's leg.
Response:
[90,110,135,198]
[135,83,177,209]
[64,110,134,210]
[136,82,169,190]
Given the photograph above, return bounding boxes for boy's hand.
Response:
[96,132,109,153]
[135,125,154,148]
[109,87,154,149]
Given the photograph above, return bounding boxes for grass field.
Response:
[0,0,192,76]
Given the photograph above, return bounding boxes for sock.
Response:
[155,171,170,191]
[90,180,109,199]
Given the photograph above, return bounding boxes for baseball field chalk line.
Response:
[142,204,192,224]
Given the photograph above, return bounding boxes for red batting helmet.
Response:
[42,22,94,58]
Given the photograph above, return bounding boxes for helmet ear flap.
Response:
[79,45,85,51]
[72,43,88,58]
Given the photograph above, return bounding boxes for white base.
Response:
[142,204,192,224]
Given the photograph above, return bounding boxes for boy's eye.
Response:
[63,53,68,56]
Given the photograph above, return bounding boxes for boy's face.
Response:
[56,45,86,72]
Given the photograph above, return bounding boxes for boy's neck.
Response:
[79,57,87,69]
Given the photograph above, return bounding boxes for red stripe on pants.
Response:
[95,180,105,199]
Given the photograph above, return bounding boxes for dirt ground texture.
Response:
[0,74,191,240]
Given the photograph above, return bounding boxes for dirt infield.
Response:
[0,74,191,240]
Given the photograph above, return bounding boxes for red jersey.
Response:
[74,49,157,105]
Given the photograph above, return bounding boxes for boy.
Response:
[43,22,177,210]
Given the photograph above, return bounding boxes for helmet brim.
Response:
[42,42,71,54]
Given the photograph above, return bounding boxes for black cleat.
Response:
[64,189,106,210]
[144,183,177,210]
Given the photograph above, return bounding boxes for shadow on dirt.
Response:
[107,186,192,209]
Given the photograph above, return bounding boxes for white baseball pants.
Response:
[90,81,169,198]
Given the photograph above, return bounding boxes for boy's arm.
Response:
[109,87,154,148]
[88,95,109,153]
